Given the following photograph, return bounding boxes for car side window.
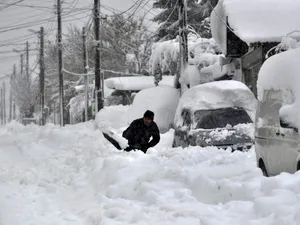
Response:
[257,90,282,126]
[181,109,192,127]
[279,89,297,131]
[257,89,296,129]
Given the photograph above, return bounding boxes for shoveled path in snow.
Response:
[1,121,300,225]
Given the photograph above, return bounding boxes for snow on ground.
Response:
[2,107,300,224]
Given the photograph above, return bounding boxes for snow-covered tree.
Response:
[101,15,152,74]
[152,0,219,41]
[43,16,152,123]
[11,74,39,118]
[149,33,221,86]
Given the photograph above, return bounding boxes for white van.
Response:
[255,47,300,176]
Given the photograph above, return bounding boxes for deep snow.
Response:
[1,106,300,224]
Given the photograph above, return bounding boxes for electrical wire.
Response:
[104,0,144,17]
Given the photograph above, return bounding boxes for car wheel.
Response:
[259,159,268,177]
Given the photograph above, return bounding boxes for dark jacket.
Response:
[122,118,160,151]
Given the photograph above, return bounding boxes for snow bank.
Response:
[127,86,180,133]
[257,47,300,128]
[95,105,131,132]
[211,0,300,53]
[4,109,300,224]
[104,76,174,91]
[175,80,257,127]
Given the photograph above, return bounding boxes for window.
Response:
[194,107,252,129]
[181,109,192,127]
[257,89,295,127]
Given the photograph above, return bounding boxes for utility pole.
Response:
[20,53,24,76]
[94,0,103,113]
[82,26,89,122]
[39,27,45,125]
[57,0,64,126]
[3,82,6,124]
[0,88,3,125]
[9,67,13,122]
[12,64,16,120]
[176,0,189,93]
[26,41,29,82]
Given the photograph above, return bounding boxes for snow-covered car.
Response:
[173,80,257,151]
[104,76,174,106]
[127,86,180,133]
[255,47,300,176]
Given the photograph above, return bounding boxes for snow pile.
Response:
[181,65,201,88]
[208,128,235,141]
[104,76,174,91]
[127,86,180,133]
[95,105,131,132]
[4,107,300,224]
[211,0,300,54]
[257,47,300,128]
[175,80,257,127]
[200,61,231,81]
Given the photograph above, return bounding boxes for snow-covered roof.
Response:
[211,0,300,53]
[104,76,174,91]
[174,80,257,125]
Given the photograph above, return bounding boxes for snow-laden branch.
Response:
[11,74,39,117]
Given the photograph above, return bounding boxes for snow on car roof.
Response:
[104,76,174,91]
[257,47,300,128]
[174,80,257,126]
[257,47,300,101]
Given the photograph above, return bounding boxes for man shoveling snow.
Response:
[122,110,160,153]
[102,110,160,153]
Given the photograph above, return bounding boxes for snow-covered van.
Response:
[173,80,257,150]
[255,47,300,176]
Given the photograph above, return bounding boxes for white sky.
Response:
[0,0,158,81]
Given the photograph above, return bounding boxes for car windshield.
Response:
[194,107,252,129]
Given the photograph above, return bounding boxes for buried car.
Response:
[173,80,257,150]
[255,47,300,176]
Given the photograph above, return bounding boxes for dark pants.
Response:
[125,143,147,153]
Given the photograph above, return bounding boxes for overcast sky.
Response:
[0,0,157,81]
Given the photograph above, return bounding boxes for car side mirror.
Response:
[280,118,298,132]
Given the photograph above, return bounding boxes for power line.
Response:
[104,0,144,17]
[0,8,91,34]
[0,49,37,54]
